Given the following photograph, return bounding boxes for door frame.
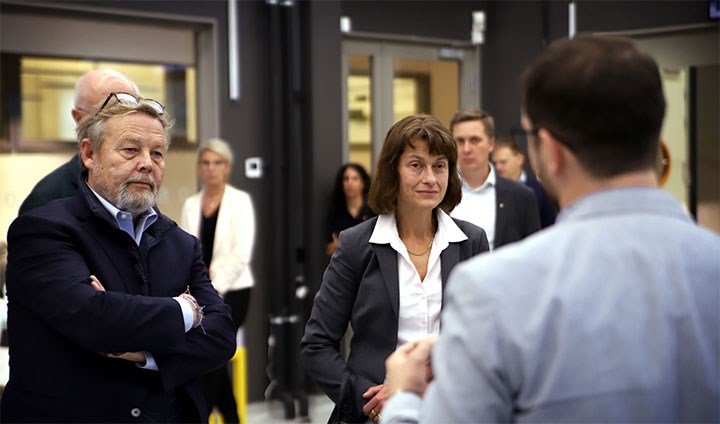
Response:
[342,35,480,168]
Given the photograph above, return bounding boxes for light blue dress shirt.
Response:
[383,187,720,423]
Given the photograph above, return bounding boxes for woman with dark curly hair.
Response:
[325,163,376,256]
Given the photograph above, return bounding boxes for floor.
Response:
[244,394,334,424]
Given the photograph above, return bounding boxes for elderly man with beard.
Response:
[2,92,236,423]
[19,68,140,215]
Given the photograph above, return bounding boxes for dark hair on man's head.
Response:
[449,108,495,138]
[520,35,665,178]
[331,163,372,212]
[368,114,462,214]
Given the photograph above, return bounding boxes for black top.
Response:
[19,153,83,215]
[326,203,376,242]
[200,204,220,267]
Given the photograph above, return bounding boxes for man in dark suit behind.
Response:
[492,136,557,228]
[3,92,236,422]
[18,68,139,215]
[449,108,540,249]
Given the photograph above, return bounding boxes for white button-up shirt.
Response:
[369,209,469,349]
[451,165,497,249]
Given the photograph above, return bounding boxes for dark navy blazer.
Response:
[494,175,541,249]
[18,153,83,215]
[524,174,558,229]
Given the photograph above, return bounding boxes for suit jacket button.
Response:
[130,408,141,418]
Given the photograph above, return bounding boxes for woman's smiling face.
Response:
[396,139,449,213]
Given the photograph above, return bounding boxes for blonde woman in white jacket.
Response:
[180,137,255,424]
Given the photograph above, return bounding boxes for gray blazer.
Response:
[300,215,489,423]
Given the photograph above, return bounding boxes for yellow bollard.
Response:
[207,347,245,424]
[232,346,247,424]
[208,409,225,424]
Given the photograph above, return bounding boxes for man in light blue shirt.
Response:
[381,35,720,423]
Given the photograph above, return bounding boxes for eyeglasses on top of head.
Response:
[96,92,165,116]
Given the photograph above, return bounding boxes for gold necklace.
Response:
[407,239,433,256]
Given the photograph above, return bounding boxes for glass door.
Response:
[343,39,479,174]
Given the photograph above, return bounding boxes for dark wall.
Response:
[342,0,487,40]
[482,1,558,138]
[486,0,713,138]
[305,3,344,312]
[342,0,713,137]
[576,0,710,33]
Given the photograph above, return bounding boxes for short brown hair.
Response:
[368,114,462,214]
[494,136,522,156]
[520,35,664,177]
[449,108,495,138]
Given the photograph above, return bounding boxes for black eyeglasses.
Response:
[526,127,576,152]
[96,92,165,116]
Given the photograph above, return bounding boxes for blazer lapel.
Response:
[78,207,142,294]
[439,242,460,317]
[374,243,399,319]
[440,243,460,289]
[213,186,229,257]
[494,178,508,245]
[190,191,203,236]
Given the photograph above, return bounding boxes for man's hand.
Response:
[362,384,391,423]
[89,275,105,292]
[326,233,339,256]
[89,275,146,365]
[107,351,147,364]
[386,337,436,398]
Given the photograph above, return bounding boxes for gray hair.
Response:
[75,96,174,154]
[198,138,234,166]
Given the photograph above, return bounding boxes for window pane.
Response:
[393,58,459,128]
[347,55,373,174]
[0,55,197,152]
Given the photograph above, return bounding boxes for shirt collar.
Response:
[87,181,158,245]
[556,187,691,225]
[487,163,497,186]
[436,209,468,243]
[461,163,496,192]
[369,209,468,248]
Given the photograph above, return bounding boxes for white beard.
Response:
[99,175,158,216]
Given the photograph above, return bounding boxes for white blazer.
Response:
[180,184,255,295]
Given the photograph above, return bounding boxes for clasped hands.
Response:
[362,337,436,423]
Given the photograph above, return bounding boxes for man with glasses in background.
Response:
[18,68,139,214]
[491,136,557,228]
[3,92,236,422]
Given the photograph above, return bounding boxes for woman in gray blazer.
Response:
[301,114,489,423]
